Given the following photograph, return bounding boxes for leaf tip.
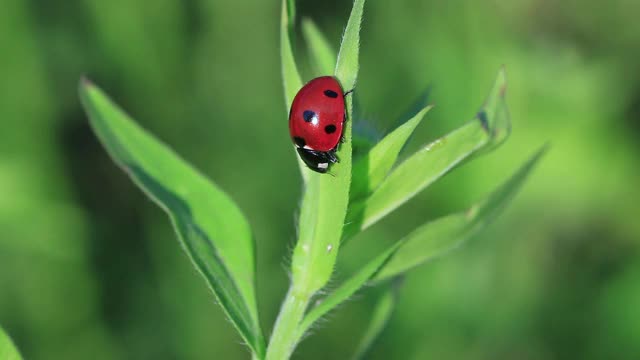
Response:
[477,110,490,132]
[79,75,95,90]
[465,204,480,219]
[413,104,434,126]
[497,66,508,97]
[78,76,98,111]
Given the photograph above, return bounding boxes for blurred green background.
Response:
[1,0,639,359]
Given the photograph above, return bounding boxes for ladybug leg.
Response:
[326,151,339,163]
[340,88,356,128]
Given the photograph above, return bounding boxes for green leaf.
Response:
[351,105,432,202]
[0,327,22,360]
[281,0,302,108]
[391,85,432,155]
[344,68,510,239]
[295,239,402,342]
[290,0,364,298]
[335,0,364,91]
[286,0,296,25]
[475,66,510,153]
[79,81,265,358]
[374,146,546,281]
[302,18,336,76]
[280,0,308,184]
[351,284,398,360]
[302,14,373,160]
[266,2,365,359]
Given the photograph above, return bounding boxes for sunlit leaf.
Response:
[0,327,22,360]
[374,146,546,281]
[351,105,432,202]
[344,68,510,239]
[334,0,364,92]
[79,81,265,358]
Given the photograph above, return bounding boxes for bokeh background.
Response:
[1,0,639,359]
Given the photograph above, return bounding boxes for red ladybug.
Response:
[289,76,346,173]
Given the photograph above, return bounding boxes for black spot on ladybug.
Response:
[303,110,317,122]
[324,90,338,98]
[293,136,306,148]
[324,125,337,134]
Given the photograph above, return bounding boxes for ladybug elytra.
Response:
[289,76,346,173]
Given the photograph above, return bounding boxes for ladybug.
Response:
[289,76,346,173]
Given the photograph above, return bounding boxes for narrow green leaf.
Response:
[477,66,510,152]
[351,105,432,201]
[351,284,398,360]
[280,0,308,184]
[295,240,402,342]
[344,68,509,239]
[266,2,364,358]
[281,0,302,107]
[302,18,336,76]
[79,81,265,358]
[286,0,296,26]
[289,0,364,298]
[391,85,432,156]
[374,146,546,281]
[335,0,365,91]
[0,327,22,360]
[346,121,487,235]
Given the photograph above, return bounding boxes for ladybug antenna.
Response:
[344,89,355,97]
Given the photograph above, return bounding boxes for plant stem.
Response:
[265,287,310,360]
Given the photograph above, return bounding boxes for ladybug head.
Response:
[295,148,338,174]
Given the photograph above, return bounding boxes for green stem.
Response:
[265,288,310,360]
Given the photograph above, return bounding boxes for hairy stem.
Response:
[265,288,310,360]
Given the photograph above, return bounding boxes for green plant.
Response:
[0,326,22,360]
[78,0,544,358]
